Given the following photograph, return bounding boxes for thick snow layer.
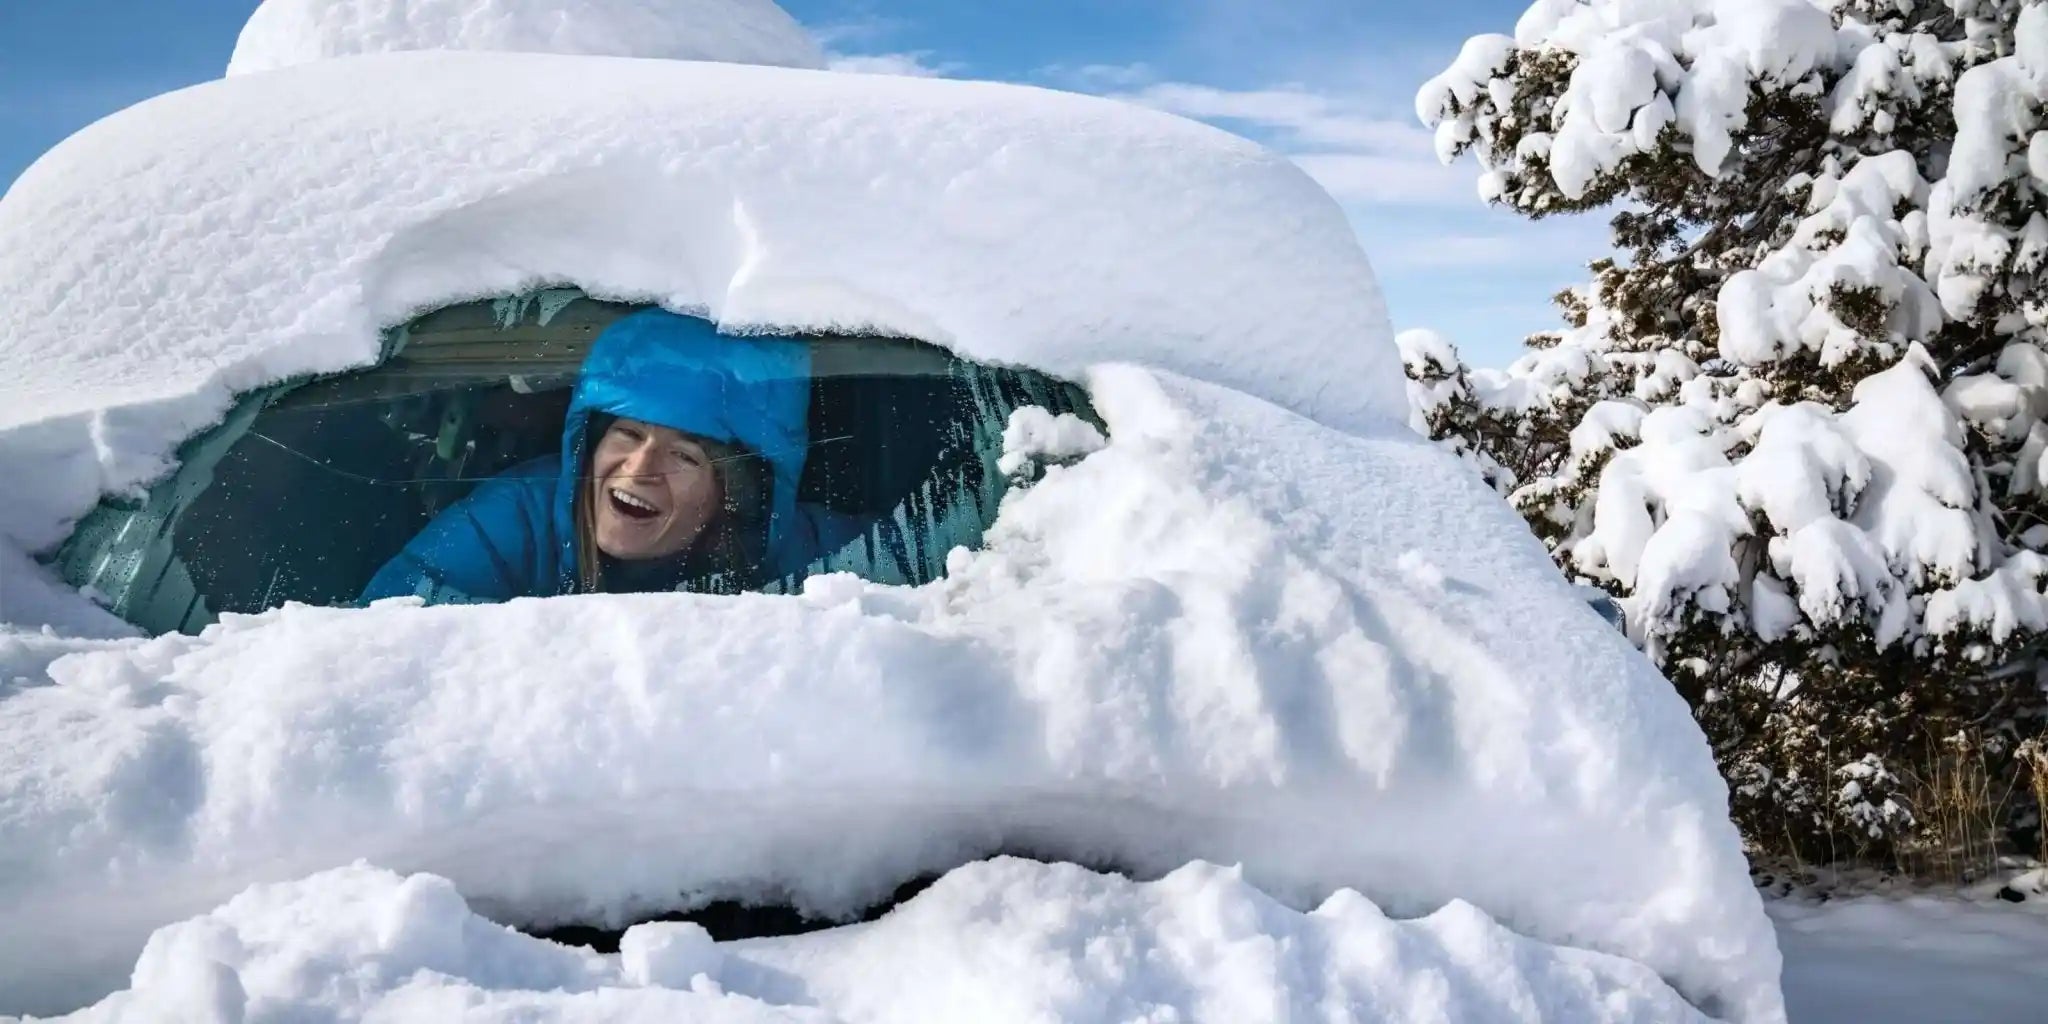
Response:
[0,368,1781,1021]
[58,860,1712,1024]
[227,0,825,76]
[0,50,1400,554]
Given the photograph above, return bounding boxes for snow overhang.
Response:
[227,0,829,75]
[0,50,1400,553]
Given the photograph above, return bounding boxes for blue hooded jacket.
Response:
[360,309,856,604]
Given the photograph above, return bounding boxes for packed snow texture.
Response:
[227,0,826,75]
[55,859,1715,1023]
[995,407,1106,476]
[0,368,1781,1021]
[0,50,1400,556]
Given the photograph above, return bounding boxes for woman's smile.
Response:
[606,486,664,520]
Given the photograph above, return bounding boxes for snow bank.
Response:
[0,50,1398,554]
[227,0,826,76]
[0,368,1780,1020]
[61,859,1711,1024]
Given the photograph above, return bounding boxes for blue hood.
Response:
[557,309,813,558]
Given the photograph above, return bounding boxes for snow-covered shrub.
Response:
[1414,0,2048,871]
[1394,326,1622,499]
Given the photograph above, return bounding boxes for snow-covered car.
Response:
[0,1,1784,1021]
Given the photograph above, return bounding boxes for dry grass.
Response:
[1892,730,2030,884]
[2021,738,2048,865]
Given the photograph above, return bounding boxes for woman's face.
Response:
[588,418,722,560]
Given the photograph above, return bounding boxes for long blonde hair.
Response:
[573,416,768,594]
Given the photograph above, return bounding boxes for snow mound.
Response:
[227,0,825,75]
[0,50,1398,553]
[0,368,1780,1021]
[61,859,1711,1024]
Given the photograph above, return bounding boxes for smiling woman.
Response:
[56,290,1101,633]
[356,307,866,604]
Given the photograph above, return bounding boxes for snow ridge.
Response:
[227,0,827,75]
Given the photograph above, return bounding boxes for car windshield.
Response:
[55,291,1101,634]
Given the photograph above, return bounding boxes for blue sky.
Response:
[0,0,1610,366]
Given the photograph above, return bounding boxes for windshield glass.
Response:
[55,292,1100,634]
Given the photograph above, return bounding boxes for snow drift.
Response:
[0,6,1781,1022]
[2,369,1780,1020]
[61,860,1712,1023]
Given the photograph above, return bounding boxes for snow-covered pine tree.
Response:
[1414,0,2047,870]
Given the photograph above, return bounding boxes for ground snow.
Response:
[0,50,1398,557]
[53,859,1712,1024]
[0,369,1779,1020]
[1772,891,2048,1024]
[227,0,826,76]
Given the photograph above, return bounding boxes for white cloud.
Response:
[827,51,957,78]
[1041,67,1478,210]
[808,16,906,50]
[1114,81,1422,151]
[1290,153,1475,205]
[1368,232,1532,269]
[1036,62,1160,91]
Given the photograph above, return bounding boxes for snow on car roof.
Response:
[0,49,1399,552]
[228,0,827,76]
